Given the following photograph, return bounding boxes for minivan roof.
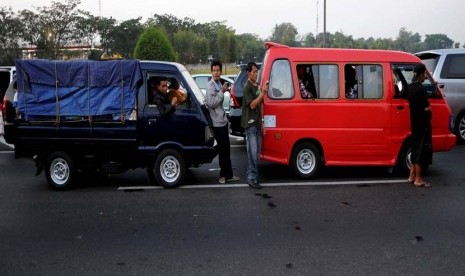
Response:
[264,42,420,63]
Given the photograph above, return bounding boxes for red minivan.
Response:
[260,42,456,178]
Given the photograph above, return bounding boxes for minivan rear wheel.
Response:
[290,142,322,179]
[394,141,429,176]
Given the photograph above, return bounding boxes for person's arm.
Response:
[419,88,432,112]
[205,81,224,109]
[249,83,267,110]
[154,93,176,116]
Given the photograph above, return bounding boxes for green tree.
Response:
[95,16,117,53]
[394,27,422,53]
[173,30,209,64]
[270,23,298,46]
[424,34,454,50]
[106,18,144,58]
[173,30,196,63]
[134,26,176,61]
[74,11,99,47]
[331,31,354,48]
[302,33,317,47]
[0,7,22,65]
[236,33,264,62]
[216,28,236,63]
[33,0,82,59]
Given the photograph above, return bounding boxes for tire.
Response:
[147,149,186,188]
[394,141,429,176]
[455,112,465,144]
[45,151,76,190]
[394,142,412,176]
[290,142,322,179]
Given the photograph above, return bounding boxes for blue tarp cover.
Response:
[15,59,142,118]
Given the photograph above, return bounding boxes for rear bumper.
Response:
[433,133,456,152]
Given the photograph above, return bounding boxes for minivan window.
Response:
[392,64,437,98]
[315,64,339,99]
[268,59,294,99]
[440,54,465,79]
[345,64,383,99]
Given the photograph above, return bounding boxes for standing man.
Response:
[151,77,177,116]
[205,60,240,184]
[407,64,432,188]
[241,61,267,189]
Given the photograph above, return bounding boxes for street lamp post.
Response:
[323,0,326,48]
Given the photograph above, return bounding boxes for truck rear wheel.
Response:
[45,151,76,190]
[148,149,186,188]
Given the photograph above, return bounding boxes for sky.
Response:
[3,0,465,44]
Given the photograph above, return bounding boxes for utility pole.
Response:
[323,0,326,48]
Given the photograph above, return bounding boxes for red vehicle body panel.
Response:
[260,43,455,171]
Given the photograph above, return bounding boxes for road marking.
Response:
[231,144,246,148]
[117,179,406,191]
[0,151,13,154]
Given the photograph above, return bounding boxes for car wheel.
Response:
[394,141,429,176]
[45,151,75,190]
[148,149,186,188]
[290,142,321,179]
[455,112,465,144]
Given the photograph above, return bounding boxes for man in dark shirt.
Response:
[151,77,178,116]
[241,61,268,189]
[407,64,432,188]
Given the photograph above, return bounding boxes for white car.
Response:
[191,74,234,116]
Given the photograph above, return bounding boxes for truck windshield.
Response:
[182,70,205,103]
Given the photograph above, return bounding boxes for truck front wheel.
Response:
[45,151,76,190]
[148,149,186,188]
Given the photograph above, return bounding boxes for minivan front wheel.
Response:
[290,142,322,179]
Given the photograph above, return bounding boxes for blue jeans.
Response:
[245,126,262,183]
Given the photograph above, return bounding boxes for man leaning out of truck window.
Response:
[150,77,178,116]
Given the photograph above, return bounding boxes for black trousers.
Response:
[213,124,233,179]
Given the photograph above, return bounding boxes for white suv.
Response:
[416,49,465,143]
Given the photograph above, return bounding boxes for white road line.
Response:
[230,144,246,148]
[0,151,13,154]
[117,179,406,190]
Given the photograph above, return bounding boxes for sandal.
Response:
[414,181,432,188]
[407,179,415,184]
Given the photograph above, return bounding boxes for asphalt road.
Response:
[1,136,465,275]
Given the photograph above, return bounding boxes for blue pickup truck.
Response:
[3,59,216,190]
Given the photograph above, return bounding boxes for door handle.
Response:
[438,83,445,89]
[148,118,157,125]
[396,105,405,111]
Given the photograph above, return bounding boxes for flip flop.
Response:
[407,179,415,184]
[414,181,432,188]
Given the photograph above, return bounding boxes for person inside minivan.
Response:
[345,65,358,99]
